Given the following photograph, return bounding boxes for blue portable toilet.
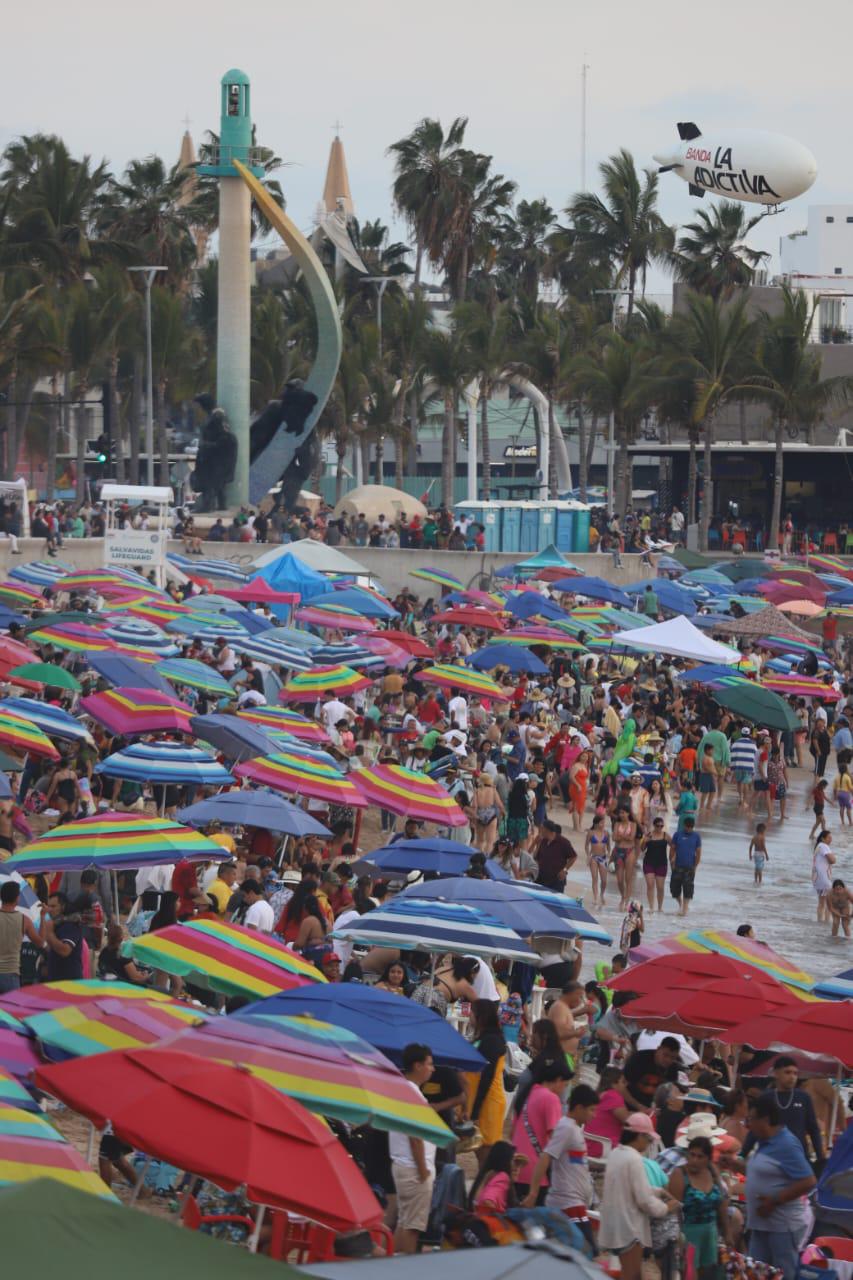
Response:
[574,506,591,552]
[501,503,522,553]
[480,502,502,552]
[554,503,575,553]
[519,503,539,553]
[538,503,556,552]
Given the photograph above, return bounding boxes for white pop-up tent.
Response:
[609,615,741,664]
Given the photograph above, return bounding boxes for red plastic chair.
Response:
[732,531,747,550]
[267,1212,393,1264]
[814,1239,853,1263]
[181,1194,254,1235]
[823,533,839,553]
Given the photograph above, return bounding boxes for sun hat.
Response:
[557,675,576,688]
[625,1113,656,1136]
[682,1087,722,1109]
[675,1114,728,1147]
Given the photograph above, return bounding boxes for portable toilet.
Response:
[480,501,502,552]
[538,503,556,552]
[519,502,539,553]
[554,503,576,553]
[501,502,522,553]
[574,506,591,552]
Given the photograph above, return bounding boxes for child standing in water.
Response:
[767,748,789,821]
[748,823,769,886]
[697,744,717,817]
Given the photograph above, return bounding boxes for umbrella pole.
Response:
[160,785,166,817]
[86,1120,95,1163]
[353,807,363,855]
[248,1204,266,1253]
[111,869,119,922]
[828,1061,842,1151]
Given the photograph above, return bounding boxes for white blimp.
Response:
[653,123,817,207]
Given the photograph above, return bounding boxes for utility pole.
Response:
[580,58,590,190]
[129,265,167,485]
[592,287,631,509]
[361,277,393,358]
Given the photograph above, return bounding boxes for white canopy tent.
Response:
[253,538,369,576]
[609,615,741,665]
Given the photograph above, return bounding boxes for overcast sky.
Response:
[6,0,852,292]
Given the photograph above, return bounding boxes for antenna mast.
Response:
[580,59,589,189]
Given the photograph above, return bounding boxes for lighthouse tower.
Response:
[197,71,264,506]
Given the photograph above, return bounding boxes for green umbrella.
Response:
[9,663,82,692]
[711,681,798,731]
[21,612,97,632]
[0,1180,298,1276]
[672,548,712,570]
[713,559,773,583]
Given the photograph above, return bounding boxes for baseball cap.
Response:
[625,1113,656,1136]
[740,727,751,736]
[516,772,529,781]
[320,950,340,967]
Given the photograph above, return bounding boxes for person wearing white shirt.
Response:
[322,697,353,732]
[390,1046,437,1254]
[448,694,468,731]
[240,880,274,932]
[237,688,266,709]
[135,864,174,897]
[466,955,500,1002]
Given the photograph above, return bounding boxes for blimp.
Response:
[653,123,817,207]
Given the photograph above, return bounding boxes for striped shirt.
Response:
[729,740,758,775]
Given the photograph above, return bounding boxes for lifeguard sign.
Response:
[102,484,172,588]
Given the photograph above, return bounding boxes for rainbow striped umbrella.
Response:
[502,629,583,650]
[235,751,367,807]
[628,930,814,995]
[0,1029,43,1079]
[0,1134,117,1198]
[762,674,840,700]
[236,706,330,743]
[3,813,225,874]
[171,1014,451,1144]
[23,997,207,1059]
[28,622,115,653]
[295,604,374,633]
[280,665,373,701]
[58,567,156,593]
[801,553,852,576]
[0,698,93,746]
[167,553,248,582]
[101,619,180,656]
[0,711,60,760]
[158,658,237,697]
[115,599,193,623]
[354,764,467,826]
[0,1068,39,1113]
[0,583,42,608]
[80,687,194,736]
[10,559,73,586]
[414,664,504,698]
[95,741,233,787]
[0,1104,66,1142]
[0,1011,24,1032]
[0,981,177,1019]
[759,634,823,656]
[411,567,463,590]
[126,919,325,999]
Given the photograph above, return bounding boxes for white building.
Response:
[779,205,853,342]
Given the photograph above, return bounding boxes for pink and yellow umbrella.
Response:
[295,604,375,633]
[0,980,177,1020]
[80,687,195,735]
[236,706,330,743]
[0,583,42,608]
[0,1133,117,1198]
[280,665,373,702]
[762,674,840,700]
[0,710,60,760]
[27,623,116,653]
[234,751,367,807]
[354,763,467,826]
[414,664,504,698]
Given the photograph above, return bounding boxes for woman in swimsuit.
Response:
[611,810,636,911]
[44,759,80,821]
[410,955,479,1015]
[641,816,670,912]
[584,813,611,908]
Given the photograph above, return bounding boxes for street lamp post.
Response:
[592,288,631,510]
[129,266,167,485]
[361,276,392,358]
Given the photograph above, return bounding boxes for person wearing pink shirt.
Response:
[510,1056,573,1203]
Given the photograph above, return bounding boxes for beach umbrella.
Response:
[9,559,73,586]
[262,626,323,650]
[683,928,815,991]
[0,1135,116,1198]
[189,713,280,761]
[777,600,825,617]
[95,740,233,787]
[100,619,180,656]
[295,604,375,633]
[83,653,176,695]
[431,607,505,632]
[236,985,487,1072]
[0,1068,40,1114]
[712,558,774,582]
[357,634,411,667]
[414,663,504,698]
[171,1015,452,1144]
[0,583,42,608]
[624,580,697,616]
[0,1103,69,1143]
[812,968,853,1000]
[236,705,330,742]
[305,587,398,620]
[502,883,613,945]
[7,664,81,692]
[234,751,366,807]
[500,629,583,650]
[227,635,313,669]
[0,980,178,1019]
[351,837,510,881]
[607,951,790,992]
[27,622,116,654]
[176,789,332,836]
[619,977,796,1039]
[332,897,538,962]
[158,657,237,697]
[710,681,799,731]
[762,674,839,700]
[503,591,569,623]
[260,737,340,769]
[718,1000,853,1065]
[0,868,43,917]
[217,579,299,604]
[410,567,463,590]
[0,607,28,633]
[309,643,385,671]
[36,1048,381,1229]
[0,710,60,760]
[444,589,505,609]
[549,575,632,607]
[80,687,194,736]
[166,553,248,582]
[468,644,548,674]
[362,629,432,658]
[165,615,250,642]
[0,699,92,746]
[619,933,815,995]
[126,918,324,999]
[23,997,207,1060]
[280,665,373,701]
[0,1028,45,1079]
[399,877,583,942]
[353,763,467,826]
[2,813,225,875]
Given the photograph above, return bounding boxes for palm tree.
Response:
[572,329,651,517]
[251,289,294,410]
[567,150,673,318]
[442,150,516,301]
[669,294,757,548]
[65,272,125,500]
[384,287,432,482]
[753,285,853,546]
[497,199,557,305]
[454,299,513,498]
[97,156,200,285]
[672,202,770,300]
[421,327,473,508]
[189,135,284,240]
[387,117,468,287]
[150,287,203,488]
[520,306,576,498]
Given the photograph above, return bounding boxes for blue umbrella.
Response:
[262,627,323,650]
[352,837,511,880]
[511,883,613,944]
[503,592,568,623]
[0,608,26,630]
[166,620,249,642]
[468,644,548,675]
[167,554,248,582]
[222,610,275,635]
[331,897,537,961]
[189,714,281,761]
[827,586,853,606]
[548,575,632,608]
[0,775,12,800]
[227,636,313,669]
[674,663,747,687]
[398,877,583,941]
[310,643,385,671]
[85,653,177,696]
[9,560,73,587]
[310,588,397,620]
[158,659,237,697]
[680,569,733,588]
[95,740,234,786]
[234,985,487,1071]
[624,581,697,617]
[811,967,853,1000]
[102,619,181,656]
[176,787,332,835]
[0,698,94,746]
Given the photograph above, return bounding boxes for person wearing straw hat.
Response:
[666,1129,731,1274]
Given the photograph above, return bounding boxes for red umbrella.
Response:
[716,999,853,1066]
[621,976,797,1038]
[431,607,506,631]
[218,581,301,605]
[363,629,432,658]
[36,1048,382,1229]
[758,581,827,606]
[607,952,786,995]
[0,637,42,689]
[80,687,194,736]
